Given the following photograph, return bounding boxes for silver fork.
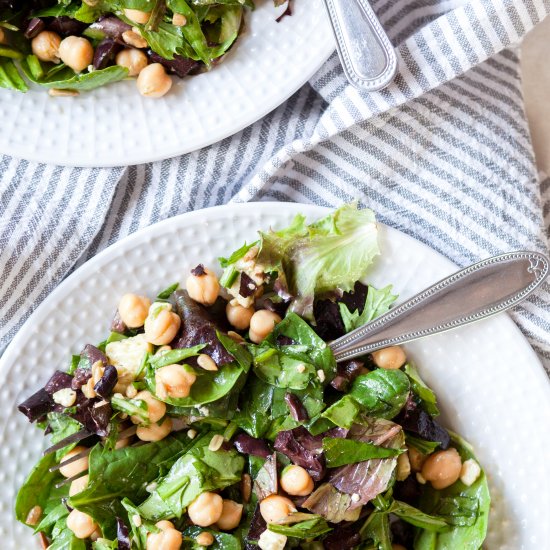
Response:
[47,251,549,482]
[330,250,549,362]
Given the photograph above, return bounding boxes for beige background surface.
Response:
[521,16,550,176]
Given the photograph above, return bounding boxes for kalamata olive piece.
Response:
[25,18,45,39]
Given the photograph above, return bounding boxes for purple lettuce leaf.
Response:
[253,453,278,501]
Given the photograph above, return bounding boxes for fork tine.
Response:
[43,429,92,456]
[49,447,92,473]
[54,471,88,489]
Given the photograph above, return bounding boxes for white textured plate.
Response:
[1,203,549,548]
[0,3,334,167]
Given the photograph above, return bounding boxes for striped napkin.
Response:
[1,0,549,374]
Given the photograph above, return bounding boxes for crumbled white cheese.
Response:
[460,459,481,486]
[106,334,153,386]
[52,388,77,408]
[258,530,287,550]
[351,493,360,503]
[317,369,326,383]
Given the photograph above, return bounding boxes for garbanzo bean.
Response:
[155,364,196,399]
[118,293,151,328]
[146,520,182,550]
[115,48,148,77]
[421,448,462,490]
[66,509,98,539]
[130,390,166,424]
[136,63,172,98]
[144,304,181,345]
[371,346,406,370]
[186,266,220,306]
[226,302,254,330]
[279,465,314,496]
[188,492,223,527]
[136,417,172,442]
[58,36,94,72]
[259,494,295,524]
[59,446,89,478]
[31,31,61,63]
[216,500,243,531]
[249,310,281,343]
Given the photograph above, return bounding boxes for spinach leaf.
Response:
[111,394,148,424]
[350,369,410,419]
[156,282,179,300]
[219,241,257,268]
[69,433,193,535]
[148,344,205,369]
[339,284,397,333]
[121,498,158,550]
[217,331,252,372]
[268,515,332,539]
[320,395,361,428]
[182,525,242,549]
[415,433,490,550]
[406,433,440,455]
[138,431,244,520]
[47,412,83,459]
[270,312,336,381]
[251,344,316,390]
[146,361,244,407]
[20,59,128,90]
[34,503,69,536]
[47,527,87,550]
[92,539,118,550]
[323,437,402,467]
[233,374,274,438]
[404,363,439,416]
[360,510,392,550]
[0,57,28,91]
[388,500,448,532]
[15,452,63,527]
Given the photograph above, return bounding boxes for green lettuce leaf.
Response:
[258,204,379,318]
[339,284,397,333]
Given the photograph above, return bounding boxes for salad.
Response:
[0,0,288,97]
[15,205,490,550]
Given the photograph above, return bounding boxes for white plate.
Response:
[1,203,549,548]
[0,3,334,167]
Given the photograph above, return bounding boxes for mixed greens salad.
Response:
[0,0,288,96]
[16,205,490,549]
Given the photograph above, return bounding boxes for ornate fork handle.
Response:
[329,251,549,362]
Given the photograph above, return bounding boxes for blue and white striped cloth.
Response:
[1,0,550,373]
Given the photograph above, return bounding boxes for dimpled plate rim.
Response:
[0,2,334,167]
[0,202,549,549]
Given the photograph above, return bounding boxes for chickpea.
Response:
[279,465,314,496]
[196,532,214,546]
[66,509,98,539]
[249,310,281,343]
[217,500,243,531]
[172,13,187,26]
[188,492,223,527]
[58,36,94,73]
[115,48,148,77]
[118,293,151,328]
[59,446,89,478]
[31,30,61,63]
[131,390,166,424]
[69,474,89,496]
[226,302,254,330]
[408,447,426,472]
[147,520,182,550]
[124,8,151,24]
[155,364,196,399]
[421,448,462,490]
[137,417,172,442]
[371,346,406,370]
[144,307,181,345]
[259,494,295,524]
[137,63,172,98]
[186,267,220,306]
